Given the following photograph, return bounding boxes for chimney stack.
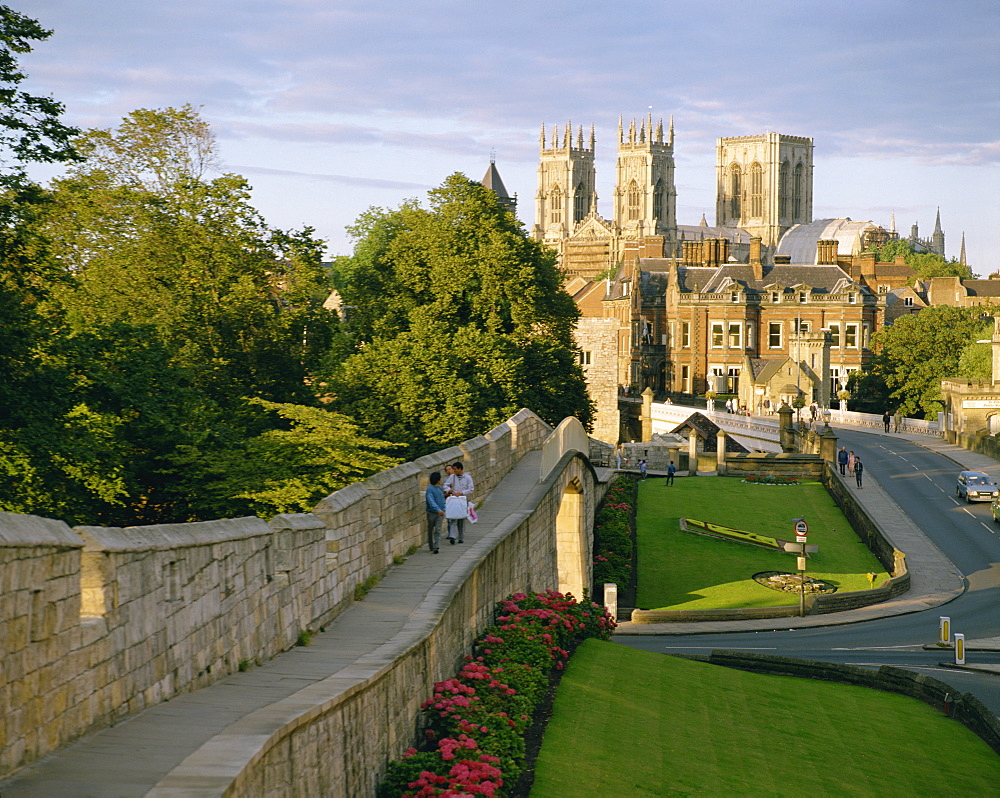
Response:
[749,237,763,280]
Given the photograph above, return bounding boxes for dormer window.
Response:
[848,293,856,304]
[771,292,779,303]
[798,291,807,303]
[731,291,739,302]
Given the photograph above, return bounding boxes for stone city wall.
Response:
[217,453,600,797]
[0,409,552,779]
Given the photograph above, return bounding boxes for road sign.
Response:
[794,520,808,535]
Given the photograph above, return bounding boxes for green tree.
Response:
[204,399,402,517]
[957,341,992,381]
[331,174,592,456]
[868,238,972,281]
[0,6,78,187]
[871,306,995,416]
[40,106,336,404]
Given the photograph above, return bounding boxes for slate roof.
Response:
[699,263,860,295]
[962,280,1000,297]
[480,162,511,200]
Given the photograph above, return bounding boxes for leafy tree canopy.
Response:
[331,174,592,456]
[867,238,972,281]
[870,305,996,416]
[0,6,79,187]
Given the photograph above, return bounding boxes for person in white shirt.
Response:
[443,461,474,543]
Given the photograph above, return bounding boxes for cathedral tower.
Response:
[715,133,814,250]
[533,122,596,248]
[613,114,677,244]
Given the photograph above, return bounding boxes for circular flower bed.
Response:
[741,475,799,486]
[753,571,837,594]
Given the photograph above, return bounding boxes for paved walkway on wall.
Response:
[1,452,549,798]
[616,425,999,657]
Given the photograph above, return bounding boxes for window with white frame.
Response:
[848,292,856,304]
[711,322,724,348]
[731,291,739,302]
[768,321,782,348]
[772,291,780,302]
[845,323,858,348]
[681,321,690,348]
[798,291,807,303]
[828,323,840,347]
[793,319,811,334]
[578,351,592,366]
[904,296,914,307]
[727,322,742,348]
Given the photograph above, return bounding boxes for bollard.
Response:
[939,616,951,645]
[603,582,618,624]
[954,633,965,665]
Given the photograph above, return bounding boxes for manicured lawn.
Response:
[636,476,889,610]
[530,640,1000,797]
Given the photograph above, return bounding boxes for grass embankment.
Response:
[636,477,888,610]
[530,640,1000,797]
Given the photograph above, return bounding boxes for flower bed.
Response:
[592,475,635,590]
[741,475,800,486]
[377,591,616,797]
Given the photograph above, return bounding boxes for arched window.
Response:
[793,162,804,219]
[627,180,641,221]
[574,181,588,222]
[653,178,665,221]
[550,186,563,225]
[729,165,742,219]
[779,160,790,218]
[749,162,763,218]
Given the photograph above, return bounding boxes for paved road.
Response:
[618,425,1000,715]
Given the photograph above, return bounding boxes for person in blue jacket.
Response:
[425,471,446,553]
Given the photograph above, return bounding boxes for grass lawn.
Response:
[530,640,1000,797]
[636,476,889,610]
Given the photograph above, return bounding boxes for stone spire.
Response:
[668,115,674,147]
[889,211,896,234]
[960,232,967,266]
[932,207,945,257]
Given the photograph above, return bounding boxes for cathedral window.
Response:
[654,178,665,220]
[729,165,742,219]
[574,182,587,222]
[793,162,804,219]
[749,162,763,218]
[627,180,641,221]
[779,161,790,218]
[550,187,563,225]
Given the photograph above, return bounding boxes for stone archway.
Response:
[555,477,588,601]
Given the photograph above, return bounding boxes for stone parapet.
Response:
[0,410,554,779]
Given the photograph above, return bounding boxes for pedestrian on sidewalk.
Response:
[443,461,474,544]
[425,472,445,553]
[893,410,902,433]
[837,446,849,476]
[664,460,676,486]
[883,410,891,432]
[854,456,864,489]
[847,450,856,475]
[639,459,647,479]
[615,445,622,470]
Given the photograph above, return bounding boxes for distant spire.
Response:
[618,116,623,143]
[933,206,943,235]
[589,123,595,150]
[700,213,708,226]
[960,232,967,266]
[669,115,675,147]
[564,120,572,148]
[540,123,546,149]
[577,125,583,149]
[889,211,896,233]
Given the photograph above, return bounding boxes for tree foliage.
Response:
[870,305,995,416]
[331,174,592,456]
[868,238,972,281]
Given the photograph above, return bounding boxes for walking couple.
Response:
[424,462,475,553]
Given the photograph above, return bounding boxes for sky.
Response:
[15,0,1000,272]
